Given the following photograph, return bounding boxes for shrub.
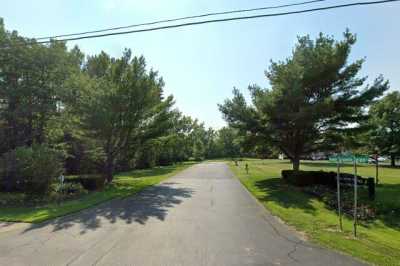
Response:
[0,145,63,195]
[0,150,18,191]
[281,170,336,187]
[78,174,105,191]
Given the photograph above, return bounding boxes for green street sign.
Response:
[329,154,369,163]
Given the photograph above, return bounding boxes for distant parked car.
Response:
[310,152,329,160]
[368,156,387,164]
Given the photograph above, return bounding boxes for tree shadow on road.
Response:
[21,182,193,235]
[117,165,183,179]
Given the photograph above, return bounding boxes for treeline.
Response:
[0,19,242,194]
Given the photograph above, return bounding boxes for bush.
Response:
[0,145,63,195]
[0,150,18,191]
[78,174,105,191]
[281,170,336,187]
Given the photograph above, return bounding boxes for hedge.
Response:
[281,170,337,187]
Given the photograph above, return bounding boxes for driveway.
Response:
[0,162,364,265]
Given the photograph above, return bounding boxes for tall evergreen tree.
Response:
[78,49,172,181]
[219,31,388,170]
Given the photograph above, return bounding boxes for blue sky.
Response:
[2,0,399,128]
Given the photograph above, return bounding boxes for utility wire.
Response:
[5,0,400,48]
[35,0,329,40]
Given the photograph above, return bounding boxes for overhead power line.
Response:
[5,0,400,48]
[35,0,329,40]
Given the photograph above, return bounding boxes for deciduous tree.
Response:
[368,91,400,166]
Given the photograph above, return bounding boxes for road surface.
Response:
[0,162,364,265]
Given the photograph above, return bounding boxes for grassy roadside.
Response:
[0,162,195,223]
[229,159,400,266]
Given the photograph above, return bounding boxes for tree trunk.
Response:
[391,155,396,167]
[292,157,300,171]
[7,99,17,150]
[105,155,114,183]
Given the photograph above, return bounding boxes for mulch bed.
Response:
[302,185,377,221]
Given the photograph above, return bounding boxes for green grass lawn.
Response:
[0,162,195,223]
[229,159,400,266]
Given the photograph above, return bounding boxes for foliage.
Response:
[76,50,175,181]
[0,18,202,188]
[219,31,388,171]
[192,139,205,161]
[0,18,83,153]
[215,127,241,159]
[131,113,242,164]
[134,111,193,167]
[302,185,376,221]
[78,174,106,191]
[0,144,63,195]
[281,170,336,187]
[367,91,400,166]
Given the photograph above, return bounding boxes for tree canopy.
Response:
[76,49,174,181]
[219,31,389,170]
[367,91,400,166]
[0,18,222,185]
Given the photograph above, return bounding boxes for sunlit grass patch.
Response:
[229,159,400,266]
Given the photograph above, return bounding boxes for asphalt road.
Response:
[0,162,364,266]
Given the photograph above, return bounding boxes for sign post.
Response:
[336,160,343,231]
[353,158,358,238]
[329,154,344,231]
[375,152,379,185]
[329,153,368,235]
